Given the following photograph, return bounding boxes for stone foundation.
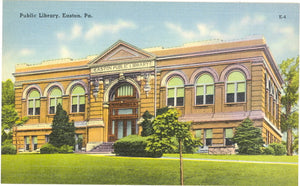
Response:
[208,146,236,155]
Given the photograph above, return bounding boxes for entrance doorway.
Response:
[108,83,139,142]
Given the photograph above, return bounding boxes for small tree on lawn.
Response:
[49,104,76,148]
[146,108,201,185]
[141,111,154,137]
[232,118,264,155]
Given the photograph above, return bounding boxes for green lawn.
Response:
[2,154,298,185]
[164,153,299,162]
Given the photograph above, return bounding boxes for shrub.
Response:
[269,143,287,155]
[1,144,16,154]
[232,118,264,155]
[262,146,275,155]
[58,145,74,153]
[114,135,162,157]
[40,143,59,154]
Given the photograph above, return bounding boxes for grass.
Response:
[164,153,299,162]
[1,154,298,185]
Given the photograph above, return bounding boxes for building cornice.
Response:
[157,44,283,85]
[14,74,90,88]
[13,65,89,77]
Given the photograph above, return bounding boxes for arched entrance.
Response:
[108,83,139,142]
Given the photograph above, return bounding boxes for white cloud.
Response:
[165,22,197,40]
[165,22,226,41]
[240,15,266,26]
[19,48,35,56]
[71,24,82,40]
[85,20,136,41]
[60,46,72,58]
[56,23,82,41]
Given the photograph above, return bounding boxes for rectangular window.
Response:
[72,96,78,112]
[32,136,38,150]
[167,98,175,106]
[79,96,85,112]
[112,121,115,135]
[237,92,245,102]
[45,135,50,143]
[206,95,214,104]
[127,120,132,136]
[195,130,201,139]
[196,86,204,105]
[79,104,85,112]
[35,100,40,115]
[176,97,184,106]
[224,128,234,146]
[72,105,77,113]
[118,121,123,139]
[205,129,212,146]
[167,88,175,106]
[118,109,133,115]
[24,136,30,150]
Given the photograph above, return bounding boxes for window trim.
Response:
[71,86,86,113]
[27,89,41,116]
[225,71,246,103]
[48,87,62,114]
[166,76,185,107]
[195,74,215,105]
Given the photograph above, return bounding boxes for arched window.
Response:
[226,71,246,103]
[195,74,214,105]
[167,77,184,106]
[117,84,134,97]
[28,89,40,115]
[71,86,85,113]
[49,87,62,114]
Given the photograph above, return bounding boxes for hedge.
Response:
[269,143,286,155]
[113,135,162,157]
[40,143,59,154]
[1,144,16,154]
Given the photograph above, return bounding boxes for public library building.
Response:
[13,37,283,152]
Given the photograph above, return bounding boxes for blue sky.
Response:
[2,1,299,81]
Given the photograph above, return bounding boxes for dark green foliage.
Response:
[156,106,169,116]
[49,104,75,148]
[1,80,28,144]
[113,135,162,157]
[40,143,59,154]
[141,111,154,137]
[2,79,15,106]
[269,143,287,155]
[262,146,275,155]
[146,108,202,155]
[232,118,264,155]
[1,144,16,154]
[293,133,298,153]
[58,145,74,153]
[280,57,299,156]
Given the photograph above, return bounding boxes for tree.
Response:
[146,108,201,185]
[232,118,264,155]
[141,111,154,137]
[49,104,76,148]
[1,79,28,145]
[2,79,15,106]
[280,57,299,156]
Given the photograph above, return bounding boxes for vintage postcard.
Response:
[2,1,299,185]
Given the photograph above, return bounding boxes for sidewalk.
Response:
[82,153,298,165]
[161,156,298,165]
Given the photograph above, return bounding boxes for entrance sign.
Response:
[91,60,155,74]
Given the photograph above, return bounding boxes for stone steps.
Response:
[89,142,114,153]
